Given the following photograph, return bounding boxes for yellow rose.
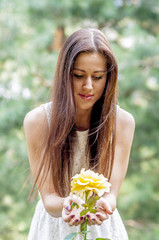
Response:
[71,168,111,200]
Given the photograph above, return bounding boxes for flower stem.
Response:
[83,192,88,240]
[84,217,87,240]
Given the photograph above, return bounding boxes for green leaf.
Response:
[90,208,97,214]
[96,238,110,240]
[82,203,88,208]
[80,209,89,216]
[87,195,100,210]
[71,202,79,209]
[64,232,78,240]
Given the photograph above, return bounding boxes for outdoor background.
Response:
[0,0,159,239]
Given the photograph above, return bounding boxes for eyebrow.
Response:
[73,68,106,73]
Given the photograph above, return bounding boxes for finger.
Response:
[96,208,109,220]
[79,216,85,224]
[97,199,113,215]
[93,218,102,225]
[62,206,71,221]
[68,218,80,226]
[87,221,91,226]
[87,216,102,226]
[86,214,96,225]
[62,213,75,222]
[62,207,71,218]
[74,219,80,226]
[75,215,87,225]
[63,197,72,212]
[87,212,103,225]
[73,216,85,226]
[96,212,109,221]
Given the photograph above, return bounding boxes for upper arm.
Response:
[23,106,48,165]
[110,108,135,197]
[23,106,55,198]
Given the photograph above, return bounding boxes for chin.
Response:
[77,105,94,112]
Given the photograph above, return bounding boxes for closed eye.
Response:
[94,76,103,80]
[74,74,84,79]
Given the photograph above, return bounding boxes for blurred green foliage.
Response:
[0,0,159,239]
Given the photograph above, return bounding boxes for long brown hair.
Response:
[34,28,118,197]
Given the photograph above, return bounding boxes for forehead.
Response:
[73,52,107,70]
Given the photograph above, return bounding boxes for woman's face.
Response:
[73,52,107,115]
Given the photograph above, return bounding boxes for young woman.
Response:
[24,28,135,240]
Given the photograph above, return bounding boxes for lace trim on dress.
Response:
[41,102,52,126]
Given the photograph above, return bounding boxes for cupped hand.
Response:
[62,195,85,226]
[86,197,113,226]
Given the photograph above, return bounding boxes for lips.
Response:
[79,93,94,100]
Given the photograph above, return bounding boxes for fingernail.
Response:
[66,206,71,211]
[92,218,95,221]
[96,214,100,217]
[71,215,75,218]
[86,214,90,218]
[76,219,79,222]
[80,217,83,220]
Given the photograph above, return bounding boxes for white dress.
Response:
[28,102,129,240]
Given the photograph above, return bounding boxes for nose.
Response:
[83,76,93,90]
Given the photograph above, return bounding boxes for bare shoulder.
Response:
[24,105,46,132]
[116,107,135,144]
[23,105,48,146]
[117,107,135,129]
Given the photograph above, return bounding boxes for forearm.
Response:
[42,193,65,218]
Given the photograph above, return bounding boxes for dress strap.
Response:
[116,104,120,113]
[41,102,52,127]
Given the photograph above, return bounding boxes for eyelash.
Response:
[74,74,83,79]
[94,76,102,80]
[73,74,103,80]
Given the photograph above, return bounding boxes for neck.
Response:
[75,109,91,130]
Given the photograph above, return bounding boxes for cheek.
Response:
[96,81,106,95]
[73,81,81,92]
[72,81,77,93]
